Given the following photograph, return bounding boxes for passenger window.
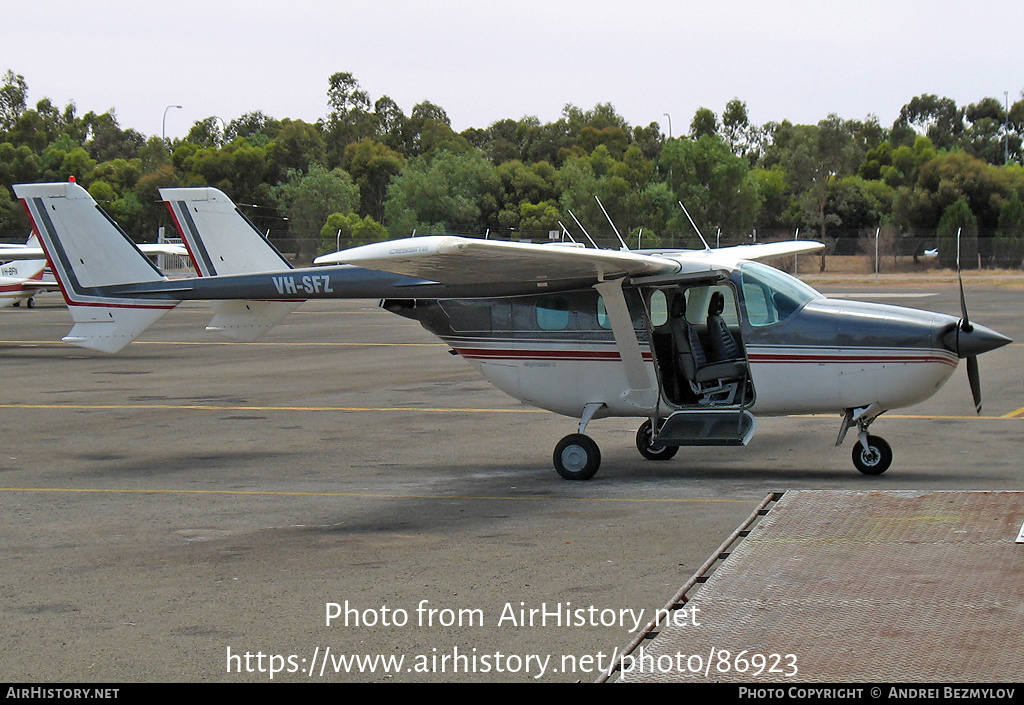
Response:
[685,286,738,325]
[596,297,612,329]
[536,296,570,330]
[649,290,668,327]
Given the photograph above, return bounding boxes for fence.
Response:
[4,227,1022,273]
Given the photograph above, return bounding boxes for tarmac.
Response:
[0,281,1021,683]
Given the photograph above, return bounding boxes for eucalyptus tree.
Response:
[383,149,498,235]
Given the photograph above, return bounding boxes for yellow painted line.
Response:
[0,339,444,347]
[0,486,747,504]
[792,412,1017,421]
[0,403,543,414]
[884,413,1016,421]
[0,402,1019,420]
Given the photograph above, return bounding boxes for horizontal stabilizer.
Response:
[63,306,173,353]
[206,300,302,342]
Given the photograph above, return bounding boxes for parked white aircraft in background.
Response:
[0,235,52,307]
[14,181,1012,480]
[0,232,187,308]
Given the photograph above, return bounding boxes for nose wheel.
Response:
[553,434,601,480]
[852,434,892,475]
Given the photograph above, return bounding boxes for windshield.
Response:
[738,261,822,327]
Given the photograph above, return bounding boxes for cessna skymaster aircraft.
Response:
[14,180,1012,480]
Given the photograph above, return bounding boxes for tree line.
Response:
[2,69,1024,268]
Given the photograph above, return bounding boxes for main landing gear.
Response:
[635,418,679,461]
[552,411,681,481]
[553,403,604,480]
[553,434,601,481]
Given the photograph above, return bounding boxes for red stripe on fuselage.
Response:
[747,352,957,368]
[455,347,654,362]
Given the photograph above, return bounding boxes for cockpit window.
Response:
[739,261,821,327]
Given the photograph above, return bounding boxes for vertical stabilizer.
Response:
[162,187,299,340]
[14,181,177,352]
[162,187,292,276]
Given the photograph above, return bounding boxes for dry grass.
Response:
[780,255,1024,289]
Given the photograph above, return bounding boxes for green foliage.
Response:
[827,176,895,233]
[994,192,1024,267]
[660,134,760,239]
[85,111,144,162]
[341,139,405,223]
[4,66,1024,271]
[271,164,360,259]
[0,185,24,233]
[384,150,498,234]
[266,120,325,178]
[320,211,389,252]
[517,201,562,235]
[0,70,28,132]
[689,108,718,139]
[936,197,978,269]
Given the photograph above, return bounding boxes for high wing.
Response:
[313,236,682,284]
[312,237,822,286]
[703,240,825,261]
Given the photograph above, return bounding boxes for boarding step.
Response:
[654,409,756,447]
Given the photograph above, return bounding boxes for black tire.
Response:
[553,433,601,480]
[26,297,35,309]
[852,435,892,475]
[635,419,679,461]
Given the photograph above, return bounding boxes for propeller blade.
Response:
[967,355,982,414]
[956,228,982,414]
[956,227,973,332]
[957,269,972,333]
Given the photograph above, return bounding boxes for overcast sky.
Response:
[3,0,1022,141]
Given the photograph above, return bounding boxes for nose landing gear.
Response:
[838,404,893,476]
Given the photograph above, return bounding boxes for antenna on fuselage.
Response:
[567,209,600,249]
[678,201,711,251]
[595,196,630,251]
[556,221,578,244]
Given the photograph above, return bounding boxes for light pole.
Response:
[1005,91,1010,165]
[663,113,672,139]
[162,104,182,144]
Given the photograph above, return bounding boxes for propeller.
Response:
[946,227,1012,414]
[955,229,982,413]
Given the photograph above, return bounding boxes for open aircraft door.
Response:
[633,270,756,449]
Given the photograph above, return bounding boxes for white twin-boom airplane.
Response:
[13,180,1012,480]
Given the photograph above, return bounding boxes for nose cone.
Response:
[944,322,1013,359]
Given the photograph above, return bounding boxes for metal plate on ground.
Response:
[611,490,1024,682]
